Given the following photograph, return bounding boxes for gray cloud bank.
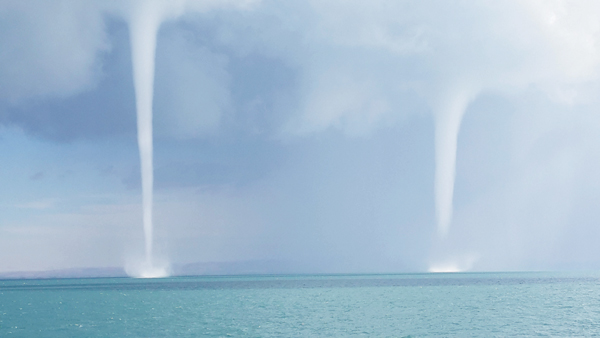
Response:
[2,0,600,273]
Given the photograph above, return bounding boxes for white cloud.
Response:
[5,0,600,272]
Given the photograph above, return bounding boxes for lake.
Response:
[1,272,599,337]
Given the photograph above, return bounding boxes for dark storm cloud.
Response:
[0,19,136,142]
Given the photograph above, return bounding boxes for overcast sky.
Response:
[2,0,600,274]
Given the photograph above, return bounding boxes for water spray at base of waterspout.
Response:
[428,253,479,273]
[136,260,170,278]
[125,257,171,278]
[433,87,477,237]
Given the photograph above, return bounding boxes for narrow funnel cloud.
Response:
[129,1,165,276]
[433,87,477,236]
[125,0,248,277]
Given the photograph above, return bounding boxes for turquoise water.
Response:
[1,272,600,337]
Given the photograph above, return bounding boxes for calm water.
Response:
[1,272,600,337]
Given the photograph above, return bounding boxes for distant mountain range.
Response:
[0,267,128,279]
[0,260,309,280]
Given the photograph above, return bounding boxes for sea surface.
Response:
[1,272,600,337]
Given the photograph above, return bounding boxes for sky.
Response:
[2,0,600,274]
